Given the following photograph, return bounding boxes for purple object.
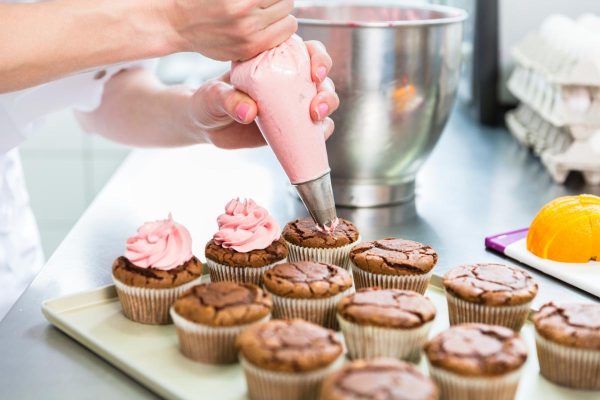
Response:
[485,228,529,254]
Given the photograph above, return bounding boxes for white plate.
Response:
[42,278,599,400]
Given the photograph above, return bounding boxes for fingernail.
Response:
[316,66,327,82]
[235,103,250,122]
[316,103,329,119]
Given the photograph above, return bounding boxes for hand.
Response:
[162,0,298,60]
[188,41,339,149]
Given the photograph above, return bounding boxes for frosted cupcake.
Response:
[205,198,288,285]
[112,214,203,324]
[282,217,360,270]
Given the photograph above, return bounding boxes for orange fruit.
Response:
[527,194,600,263]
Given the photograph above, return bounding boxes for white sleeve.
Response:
[0,59,158,154]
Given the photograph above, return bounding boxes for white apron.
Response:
[0,49,153,319]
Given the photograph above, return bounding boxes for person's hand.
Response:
[163,0,297,60]
[188,41,339,149]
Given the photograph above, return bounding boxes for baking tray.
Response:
[42,276,598,400]
[486,229,600,298]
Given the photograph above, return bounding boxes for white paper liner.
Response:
[112,275,204,325]
[338,315,432,362]
[170,309,270,364]
[535,331,600,389]
[351,261,432,294]
[428,363,524,400]
[285,237,360,270]
[445,291,531,331]
[240,354,344,400]
[205,258,287,286]
[268,287,354,330]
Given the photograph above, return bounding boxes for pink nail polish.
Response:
[235,103,250,122]
[317,103,329,119]
[317,66,327,82]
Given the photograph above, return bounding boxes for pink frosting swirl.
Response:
[213,198,280,253]
[124,214,193,270]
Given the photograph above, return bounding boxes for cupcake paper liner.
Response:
[338,315,433,362]
[112,275,204,325]
[268,287,354,330]
[285,237,360,270]
[445,291,531,331]
[535,331,600,390]
[351,262,432,294]
[205,258,287,286]
[170,309,270,364]
[428,363,524,400]
[240,354,344,400]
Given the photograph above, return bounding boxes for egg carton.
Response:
[512,14,600,86]
[507,66,600,129]
[506,104,600,185]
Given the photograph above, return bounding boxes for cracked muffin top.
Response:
[443,263,538,306]
[533,302,600,350]
[112,256,203,289]
[172,282,272,327]
[350,238,437,276]
[337,288,436,328]
[320,358,438,400]
[282,218,359,248]
[236,319,343,372]
[262,261,353,299]
[425,323,528,376]
[205,237,288,268]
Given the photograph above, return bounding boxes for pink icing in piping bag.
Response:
[231,34,338,231]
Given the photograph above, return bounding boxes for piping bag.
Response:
[230,34,337,230]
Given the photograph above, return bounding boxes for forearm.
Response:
[76,68,204,148]
[0,0,176,93]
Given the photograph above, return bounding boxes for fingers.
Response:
[191,78,258,130]
[310,77,340,121]
[305,40,333,83]
[241,15,298,60]
[323,118,335,141]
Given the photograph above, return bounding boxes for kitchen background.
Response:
[20,0,600,256]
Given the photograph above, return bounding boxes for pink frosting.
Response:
[124,214,193,270]
[213,198,280,252]
[230,34,330,184]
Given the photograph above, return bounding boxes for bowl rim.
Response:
[294,0,468,27]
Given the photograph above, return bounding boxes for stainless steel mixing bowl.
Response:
[295,1,467,207]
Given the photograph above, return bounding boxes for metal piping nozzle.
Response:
[293,172,337,229]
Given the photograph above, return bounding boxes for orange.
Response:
[527,195,600,263]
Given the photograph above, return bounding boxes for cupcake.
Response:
[262,261,353,329]
[282,217,359,269]
[170,281,271,364]
[425,324,527,400]
[337,288,436,362]
[533,302,600,389]
[112,214,203,324]
[205,198,288,285]
[443,263,538,331]
[320,358,439,400]
[236,319,344,400]
[350,238,437,294]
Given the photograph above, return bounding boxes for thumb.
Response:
[191,79,258,130]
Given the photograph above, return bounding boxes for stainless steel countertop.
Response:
[1,106,598,399]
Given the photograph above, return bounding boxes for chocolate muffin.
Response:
[349,238,437,294]
[425,324,527,400]
[111,215,204,325]
[337,288,436,362]
[320,358,439,400]
[237,319,344,400]
[443,263,538,331]
[282,217,360,269]
[533,302,600,389]
[205,198,288,285]
[170,281,272,364]
[262,261,353,329]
